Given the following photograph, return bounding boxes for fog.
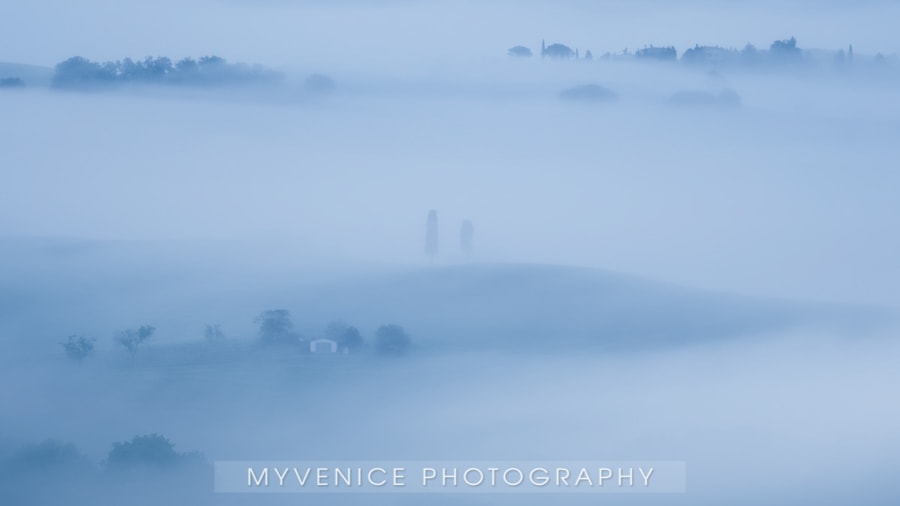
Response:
[2,1,900,505]
[4,64,900,303]
[2,325,899,505]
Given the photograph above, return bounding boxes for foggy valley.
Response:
[2,1,900,505]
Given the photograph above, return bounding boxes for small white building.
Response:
[309,338,338,354]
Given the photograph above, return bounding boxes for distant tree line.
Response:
[509,37,898,69]
[680,37,803,66]
[0,434,205,503]
[635,46,677,61]
[254,309,411,356]
[60,311,412,362]
[51,55,282,89]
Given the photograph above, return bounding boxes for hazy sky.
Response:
[2,0,899,68]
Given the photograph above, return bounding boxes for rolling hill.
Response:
[1,237,893,354]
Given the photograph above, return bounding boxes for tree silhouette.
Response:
[106,434,202,471]
[460,220,474,256]
[6,439,91,473]
[635,46,677,61]
[51,56,114,88]
[339,326,364,352]
[375,325,411,355]
[770,37,802,63]
[203,324,225,342]
[425,210,439,261]
[115,325,155,356]
[62,335,95,362]
[254,310,295,345]
[108,434,178,469]
[542,43,575,60]
[326,320,364,352]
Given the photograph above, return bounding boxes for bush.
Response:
[508,46,533,57]
[62,334,95,361]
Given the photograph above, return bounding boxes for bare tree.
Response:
[115,325,155,356]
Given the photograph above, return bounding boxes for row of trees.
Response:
[61,312,411,361]
[51,55,282,89]
[62,325,155,361]
[509,37,893,68]
[254,309,411,355]
[2,435,202,483]
[1,434,204,503]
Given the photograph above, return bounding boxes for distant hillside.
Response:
[292,263,893,351]
[0,237,893,353]
[0,62,53,87]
